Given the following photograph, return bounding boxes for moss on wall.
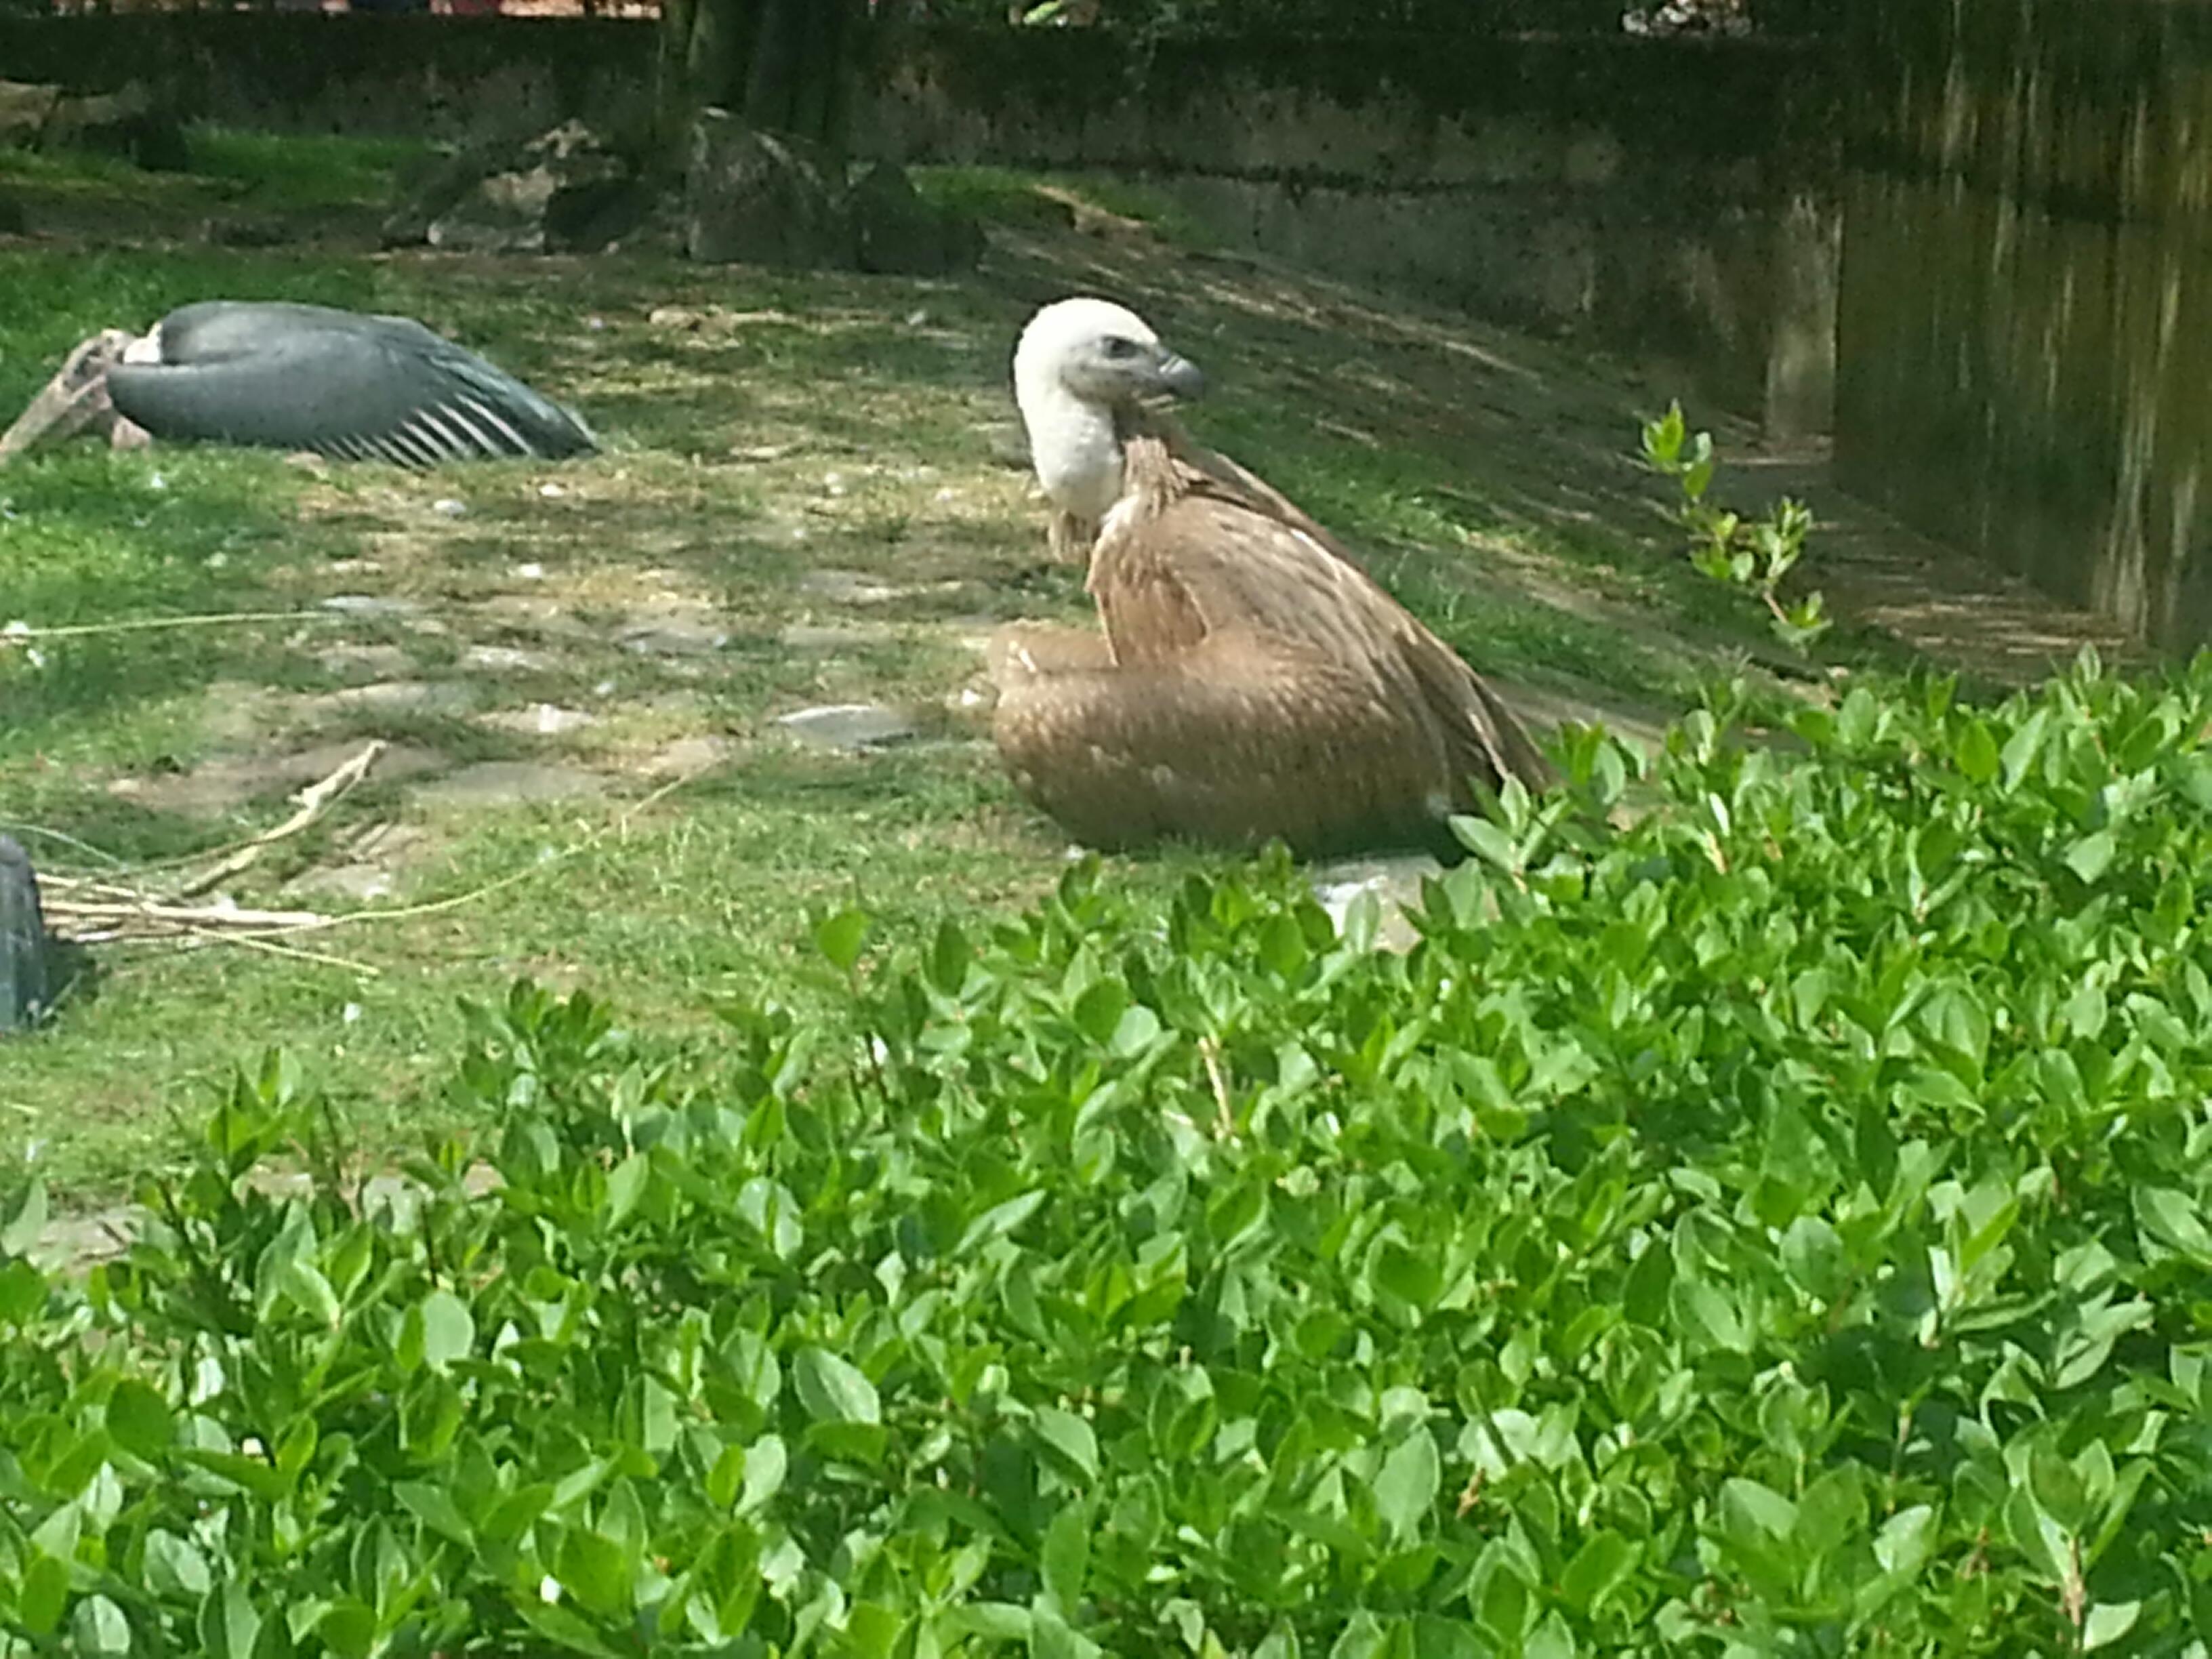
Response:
[1838,0,2212,649]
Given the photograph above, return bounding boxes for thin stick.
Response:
[169,928,383,977]
[0,823,129,868]
[1,609,333,642]
[173,740,384,898]
[221,761,722,941]
[45,898,330,930]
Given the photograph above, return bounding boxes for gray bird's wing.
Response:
[106,301,598,465]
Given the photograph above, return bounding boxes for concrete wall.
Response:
[0,14,1842,436]
[866,29,1842,437]
[1837,0,2212,650]
[0,15,655,142]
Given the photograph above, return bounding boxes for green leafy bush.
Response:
[1641,403,1828,656]
[4,651,2212,1656]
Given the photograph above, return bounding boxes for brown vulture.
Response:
[989,295,1553,861]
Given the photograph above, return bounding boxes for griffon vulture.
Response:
[989,295,1553,861]
[0,301,598,467]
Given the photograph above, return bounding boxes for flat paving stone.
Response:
[778,621,899,653]
[315,642,417,682]
[644,733,737,777]
[107,741,447,818]
[480,703,598,737]
[462,644,556,674]
[775,703,922,751]
[298,680,481,720]
[1309,853,1448,954]
[413,760,608,809]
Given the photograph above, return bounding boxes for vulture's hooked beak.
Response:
[1153,350,1207,401]
[0,329,132,464]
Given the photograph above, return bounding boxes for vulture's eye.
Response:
[1103,337,1141,360]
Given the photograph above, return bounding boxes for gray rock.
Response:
[0,78,186,170]
[0,81,56,149]
[620,615,730,657]
[286,863,401,904]
[315,642,417,683]
[384,120,653,256]
[321,594,422,619]
[778,621,897,653]
[799,567,908,605]
[848,161,985,277]
[0,836,54,1036]
[106,742,447,819]
[461,644,554,674]
[684,112,851,268]
[644,733,737,777]
[775,703,920,751]
[309,680,480,719]
[481,703,597,737]
[1309,853,1448,955]
[413,761,607,809]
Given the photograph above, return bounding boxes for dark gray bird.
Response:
[0,300,598,467]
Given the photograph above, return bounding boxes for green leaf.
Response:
[1721,1477,1797,1542]
[198,1584,262,1659]
[1,1179,47,1256]
[2000,708,2050,791]
[417,1289,474,1372]
[605,1153,649,1226]
[815,907,871,973]
[739,1435,787,1515]
[2082,1601,2141,1650]
[1874,1504,1936,1578]
[279,1255,342,1326]
[1559,1530,1637,1614]
[794,1348,880,1427]
[557,1528,634,1621]
[1370,1428,1439,1541]
[0,1256,44,1324]
[105,1378,173,1459]
[1675,1278,1748,1353]
[1524,1612,1577,1659]
[1039,1502,1091,1612]
[1955,719,2000,784]
[2063,831,2117,884]
[2135,1186,2212,1265]
[72,1593,131,1657]
[395,1481,473,1546]
[144,1531,213,1601]
[1029,1599,1102,1659]
[316,1599,378,1659]
[19,1553,68,1636]
[1374,1238,1441,1311]
[1452,816,1518,874]
[958,1189,1046,1255]
[1780,1215,1847,1300]
[1034,1406,1099,1485]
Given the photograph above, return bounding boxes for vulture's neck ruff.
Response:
[1013,297,1205,555]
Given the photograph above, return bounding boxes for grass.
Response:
[0,127,2079,1201]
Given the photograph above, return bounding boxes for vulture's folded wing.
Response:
[107,302,596,464]
[1105,461,1553,800]
[991,623,1462,858]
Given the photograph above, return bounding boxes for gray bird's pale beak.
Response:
[0,330,131,465]
[1155,351,1206,400]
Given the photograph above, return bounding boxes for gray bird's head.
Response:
[1012,296,1206,532]
[0,326,150,464]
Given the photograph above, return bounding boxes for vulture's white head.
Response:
[1012,296,1206,526]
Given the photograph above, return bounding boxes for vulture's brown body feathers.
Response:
[992,298,1552,860]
